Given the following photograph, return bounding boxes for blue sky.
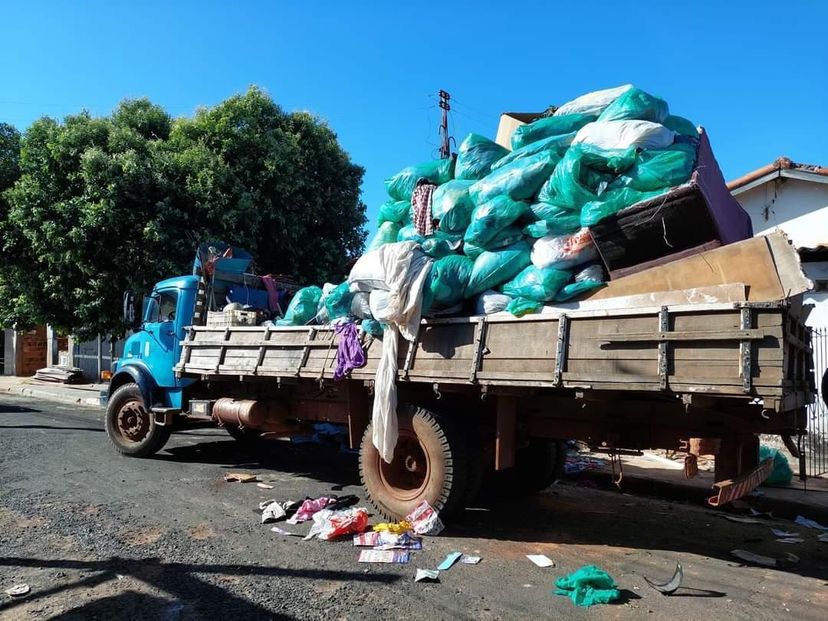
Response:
[2,1,826,234]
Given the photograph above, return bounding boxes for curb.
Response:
[580,471,828,525]
[7,385,102,408]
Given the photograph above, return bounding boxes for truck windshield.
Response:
[144,291,178,323]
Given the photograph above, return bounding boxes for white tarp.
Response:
[554,84,633,117]
[572,120,675,151]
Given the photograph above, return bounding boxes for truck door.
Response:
[142,288,181,388]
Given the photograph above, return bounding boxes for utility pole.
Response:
[438,89,451,159]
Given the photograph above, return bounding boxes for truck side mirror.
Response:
[122,291,142,330]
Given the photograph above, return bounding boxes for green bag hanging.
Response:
[384,157,455,201]
[426,255,475,308]
[663,115,698,138]
[505,296,542,317]
[324,281,354,321]
[378,199,411,225]
[464,196,530,247]
[367,221,401,252]
[470,151,558,206]
[455,133,509,180]
[501,265,572,302]
[276,286,323,326]
[597,87,669,124]
[432,179,475,233]
[492,132,573,172]
[610,143,696,192]
[510,113,596,150]
[465,241,532,298]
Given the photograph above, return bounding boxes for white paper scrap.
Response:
[527,554,555,568]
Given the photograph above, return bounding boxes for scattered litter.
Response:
[5,584,30,597]
[405,500,445,536]
[437,552,463,571]
[771,528,799,538]
[260,500,298,524]
[776,537,805,544]
[526,554,555,568]
[460,555,482,565]
[358,550,410,563]
[271,526,301,537]
[554,565,621,607]
[749,508,773,519]
[224,472,258,483]
[731,549,798,567]
[304,507,369,541]
[374,533,422,551]
[116,574,125,581]
[287,497,336,524]
[794,515,828,530]
[818,533,828,543]
[565,452,607,474]
[256,482,274,490]
[354,532,381,546]
[373,520,412,534]
[414,569,440,582]
[644,562,683,595]
[719,514,761,524]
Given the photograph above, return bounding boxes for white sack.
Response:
[554,84,633,117]
[531,230,598,270]
[474,290,512,315]
[572,120,675,151]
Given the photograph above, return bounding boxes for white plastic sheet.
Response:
[554,84,633,117]
[572,120,675,151]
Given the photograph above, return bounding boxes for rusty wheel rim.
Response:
[377,430,430,501]
[116,399,150,443]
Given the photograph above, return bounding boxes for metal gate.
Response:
[806,327,828,477]
[72,336,125,381]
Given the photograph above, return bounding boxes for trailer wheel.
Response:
[497,439,566,495]
[105,383,171,457]
[359,404,470,521]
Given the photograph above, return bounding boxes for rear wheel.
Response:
[359,404,471,521]
[105,383,171,457]
[494,439,566,496]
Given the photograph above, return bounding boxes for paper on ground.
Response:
[460,555,481,564]
[770,528,799,538]
[437,552,462,570]
[414,569,440,582]
[527,554,555,568]
[358,550,410,564]
[795,515,828,530]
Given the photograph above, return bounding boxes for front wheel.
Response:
[359,404,471,521]
[105,383,171,457]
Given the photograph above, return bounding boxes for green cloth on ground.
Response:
[554,565,621,607]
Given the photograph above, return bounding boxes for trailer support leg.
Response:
[495,396,517,471]
[715,434,759,483]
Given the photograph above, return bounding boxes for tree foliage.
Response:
[0,88,367,338]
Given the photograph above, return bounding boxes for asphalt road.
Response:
[1,394,827,620]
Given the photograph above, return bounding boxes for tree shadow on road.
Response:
[0,555,398,620]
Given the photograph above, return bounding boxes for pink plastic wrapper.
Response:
[405,500,444,536]
[286,497,335,524]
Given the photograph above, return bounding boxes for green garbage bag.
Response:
[510,113,596,150]
[465,241,532,298]
[422,231,463,258]
[384,157,455,201]
[556,280,604,301]
[492,132,573,172]
[526,203,582,236]
[663,115,698,138]
[579,186,666,227]
[470,151,558,206]
[276,286,323,326]
[324,281,353,320]
[432,180,475,233]
[610,143,696,192]
[455,133,509,180]
[397,224,425,244]
[464,196,530,247]
[597,87,669,124]
[759,445,793,486]
[538,144,637,210]
[463,241,484,260]
[481,225,525,250]
[506,296,542,317]
[378,199,411,225]
[554,565,621,607]
[501,265,571,302]
[426,255,475,307]
[366,221,402,252]
[361,318,385,337]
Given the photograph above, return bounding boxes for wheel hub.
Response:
[378,433,429,501]
[117,401,150,442]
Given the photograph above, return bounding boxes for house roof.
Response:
[728,157,828,194]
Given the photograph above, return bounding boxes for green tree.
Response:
[0,88,367,338]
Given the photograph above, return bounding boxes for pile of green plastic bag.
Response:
[279,85,699,328]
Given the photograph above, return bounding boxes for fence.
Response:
[72,336,125,381]
[806,327,828,477]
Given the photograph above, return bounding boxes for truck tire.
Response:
[359,404,470,521]
[496,439,566,496]
[105,383,171,457]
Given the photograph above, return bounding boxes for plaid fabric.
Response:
[411,181,437,236]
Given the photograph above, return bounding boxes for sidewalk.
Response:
[573,450,828,524]
[0,376,106,408]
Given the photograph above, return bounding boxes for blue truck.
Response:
[105,234,815,519]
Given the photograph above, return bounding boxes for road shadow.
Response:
[0,555,399,620]
[0,403,41,414]
[0,424,103,432]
